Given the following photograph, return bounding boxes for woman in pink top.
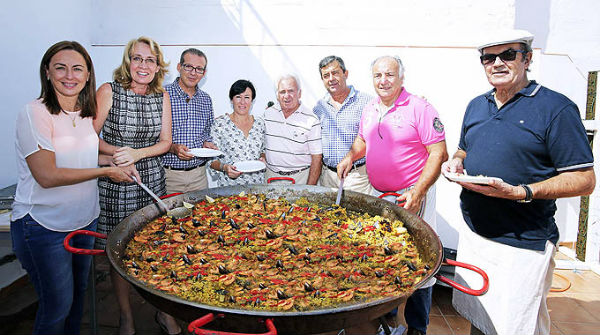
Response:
[11,41,132,335]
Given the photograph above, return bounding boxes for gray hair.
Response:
[275,74,301,92]
[371,55,405,77]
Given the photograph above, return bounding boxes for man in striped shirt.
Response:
[264,75,322,184]
[162,48,216,194]
[313,55,373,193]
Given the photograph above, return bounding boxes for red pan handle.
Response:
[267,177,295,184]
[63,230,107,255]
[188,313,277,335]
[435,258,489,296]
[160,193,183,199]
[378,192,406,206]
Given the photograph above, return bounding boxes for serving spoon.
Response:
[132,176,192,218]
[335,177,345,205]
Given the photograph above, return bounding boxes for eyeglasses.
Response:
[480,49,527,65]
[130,56,157,67]
[181,63,206,74]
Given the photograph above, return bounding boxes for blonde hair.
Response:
[113,36,169,94]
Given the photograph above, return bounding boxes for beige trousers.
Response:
[319,165,373,195]
[164,165,208,194]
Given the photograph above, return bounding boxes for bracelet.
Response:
[517,184,533,203]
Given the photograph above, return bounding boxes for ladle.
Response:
[335,177,345,205]
[132,176,191,218]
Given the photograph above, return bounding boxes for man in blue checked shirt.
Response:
[313,55,373,193]
[162,48,217,194]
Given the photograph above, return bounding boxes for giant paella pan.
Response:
[66,184,487,335]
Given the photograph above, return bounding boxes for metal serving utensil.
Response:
[335,177,345,205]
[132,176,191,218]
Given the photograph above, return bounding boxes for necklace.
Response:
[62,110,77,127]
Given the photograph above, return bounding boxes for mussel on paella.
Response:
[123,193,428,312]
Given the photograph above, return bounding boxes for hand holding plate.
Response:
[203,141,219,150]
[172,143,194,160]
[224,164,243,179]
[456,178,525,200]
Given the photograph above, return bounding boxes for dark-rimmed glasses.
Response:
[480,49,527,65]
[181,63,206,74]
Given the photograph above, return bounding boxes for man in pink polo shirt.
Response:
[338,55,448,335]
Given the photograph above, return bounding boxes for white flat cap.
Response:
[477,29,534,52]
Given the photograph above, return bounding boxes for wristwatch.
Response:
[517,184,533,203]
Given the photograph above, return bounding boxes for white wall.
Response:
[0,0,93,188]
[1,0,599,248]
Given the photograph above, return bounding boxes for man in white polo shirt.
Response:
[264,74,322,184]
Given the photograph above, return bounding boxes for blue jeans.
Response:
[386,286,433,334]
[11,214,97,335]
[404,286,433,333]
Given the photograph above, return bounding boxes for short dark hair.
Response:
[229,79,256,100]
[518,43,532,71]
[318,55,346,76]
[180,48,207,66]
[39,41,97,118]
[519,42,532,54]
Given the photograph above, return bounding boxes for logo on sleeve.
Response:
[433,117,444,133]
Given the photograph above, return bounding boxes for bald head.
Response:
[371,56,405,106]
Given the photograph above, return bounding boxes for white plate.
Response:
[233,160,266,173]
[444,172,503,184]
[188,148,223,158]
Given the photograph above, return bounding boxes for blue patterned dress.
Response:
[210,114,265,186]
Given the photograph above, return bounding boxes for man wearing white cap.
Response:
[443,30,595,334]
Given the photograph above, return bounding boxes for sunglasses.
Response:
[480,48,528,65]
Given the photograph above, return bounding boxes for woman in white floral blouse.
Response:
[210,80,266,186]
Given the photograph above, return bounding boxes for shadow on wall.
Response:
[91,1,313,187]
[436,212,460,250]
[91,0,315,115]
[515,0,550,51]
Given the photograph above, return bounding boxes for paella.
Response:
[123,192,429,312]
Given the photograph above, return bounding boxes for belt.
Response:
[324,162,365,172]
[164,161,206,171]
[271,166,310,176]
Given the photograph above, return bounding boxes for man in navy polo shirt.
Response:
[443,30,595,334]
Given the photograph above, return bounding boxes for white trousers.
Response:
[452,227,555,335]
